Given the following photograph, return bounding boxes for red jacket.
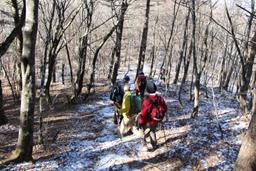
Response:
[138,94,167,126]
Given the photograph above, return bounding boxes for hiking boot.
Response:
[147,144,158,152]
[123,129,133,136]
[117,129,123,139]
[140,139,147,146]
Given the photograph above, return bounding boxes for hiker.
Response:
[110,75,130,125]
[135,71,147,99]
[137,81,167,151]
[118,84,141,137]
[160,67,166,81]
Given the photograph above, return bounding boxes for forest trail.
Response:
[2,80,250,170]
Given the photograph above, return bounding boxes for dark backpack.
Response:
[110,85,124,105]
[129,94,141,116]
[138,76,147,91]
[145,96,165,122]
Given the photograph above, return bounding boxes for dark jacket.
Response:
[135,75,147,92]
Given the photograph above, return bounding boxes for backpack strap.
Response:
[145,95,160,107]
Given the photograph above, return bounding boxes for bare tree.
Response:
[173,7,190,84]
[136,0,151,77]
[74,0,94,97]
[8,0,38,162]
[111,0,129,85]
[191,0,213,118]
[88,23,119,93]
[39,0,81,102]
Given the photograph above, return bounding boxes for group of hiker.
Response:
[110,71,167,151]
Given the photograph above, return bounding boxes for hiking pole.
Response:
[159,122,168,151]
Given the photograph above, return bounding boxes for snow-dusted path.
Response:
[2,85,250,171]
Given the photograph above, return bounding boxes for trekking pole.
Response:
[163,123,168,150]
[159,122,168,151]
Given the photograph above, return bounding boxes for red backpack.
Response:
[145,95,166,122]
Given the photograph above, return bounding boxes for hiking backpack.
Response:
[110,84,124,105]
[145,95,166,122]
[129,94,141,116]
[138,76,147,91]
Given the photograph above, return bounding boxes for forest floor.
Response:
[0,66,251,171]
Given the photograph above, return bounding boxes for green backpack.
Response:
[129,94,141,116]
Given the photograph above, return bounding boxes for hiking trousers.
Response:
[140,125,157,148]
[114,106,123,125]
[119,115,136,136]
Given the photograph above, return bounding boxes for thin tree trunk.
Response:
[111,0,128,85]
[178,40,192,104]
[166,45,173,88]
[62,64,65,85]
[13,0,24,93]
[108,48,115,80]
[52,64,56,83]
[136,0,151,77]
[191,0,199,117]
[218,36,228,89]
[74,35,89,96]
[149,46,155,77]
[88,24,117,93]
[0,80,7,126]
[149,15,158,77]
[1,61,17,102]
[173,8,190,84]
[64,39,74,87]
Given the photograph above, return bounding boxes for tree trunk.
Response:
[52,64,56,83]
[166,45,173,88]
[64,41,74,87]
[149,15,158,77]
[44,53,56,102]
[178,40,192,104]
[88,24,117,93]
[108,48,115,80]
[13,0,24,94]
[190,0,199,117]
[136,0,150,77]
[149,46,155,77]
[191,75,200,118]
[74,1,93,97]
[111,0,128,85]
[235,89,256,171]
[74,35,89,96]
[173,8,190,84]
[0,80,7,126]
[10,0,38,162]
[1,61,17,102]
[218,36,228,89]
[0,1,25,58]
[61,63,65,85]
[239,30,256,114]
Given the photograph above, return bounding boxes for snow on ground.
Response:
[1,64,250,170]
[2,85,250,170]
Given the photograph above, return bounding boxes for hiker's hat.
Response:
[146,81,157,93]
